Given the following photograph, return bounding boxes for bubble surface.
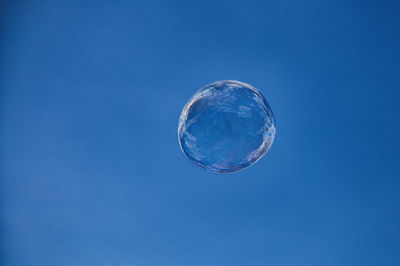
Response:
[178,80,276,173]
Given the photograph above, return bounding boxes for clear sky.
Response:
[1,0,400,265]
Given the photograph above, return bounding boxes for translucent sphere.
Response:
[178,80,276,173]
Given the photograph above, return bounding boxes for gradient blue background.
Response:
[1,0,400,265]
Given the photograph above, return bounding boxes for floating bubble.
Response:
[178,80,276,173]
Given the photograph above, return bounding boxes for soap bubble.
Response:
[178,80,276,173]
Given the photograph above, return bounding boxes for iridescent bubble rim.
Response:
[178,80,276,173]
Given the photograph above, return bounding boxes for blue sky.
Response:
[1,0,400,265]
